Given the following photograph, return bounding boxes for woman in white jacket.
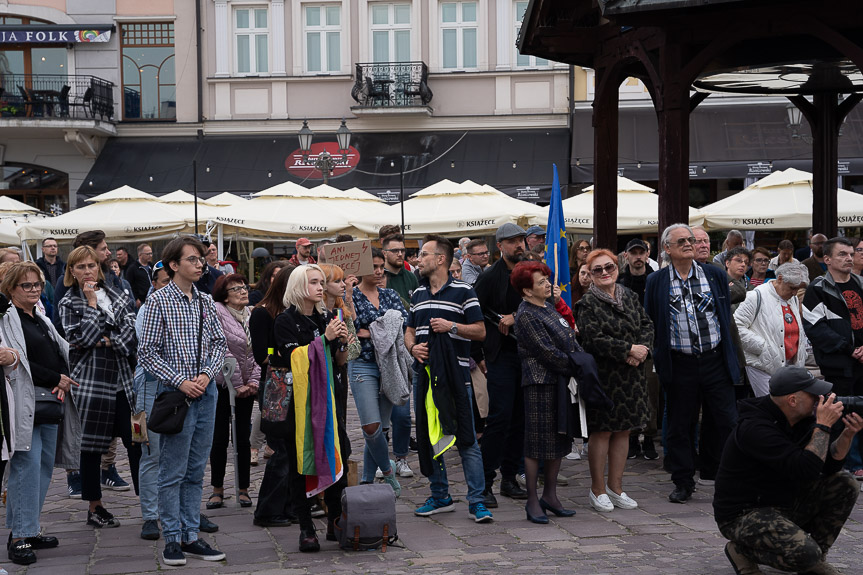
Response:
[734,262,810,397]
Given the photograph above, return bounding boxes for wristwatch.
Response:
[449,322,458,335]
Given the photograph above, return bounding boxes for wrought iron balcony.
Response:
[351,62,433,108]
[0,74,115,121]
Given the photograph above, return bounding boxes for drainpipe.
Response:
[567,65,575,195]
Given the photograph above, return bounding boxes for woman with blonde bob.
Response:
[272,264,349,552]
[59,246,138,530]
[1,262,81,566]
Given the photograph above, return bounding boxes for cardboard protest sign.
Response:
[320,240,373,277]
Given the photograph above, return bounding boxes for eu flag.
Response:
[545,164,571,306]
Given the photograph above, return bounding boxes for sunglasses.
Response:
[669,237,697,247]
[383,248,406,254]
[590,263,617,276]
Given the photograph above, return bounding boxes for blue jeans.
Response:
[157,382,216,544]
[391,401,411,459]
[413,369,485,505]
[135,366,160,521]
[348,360,394,482]
[7,423,57,538]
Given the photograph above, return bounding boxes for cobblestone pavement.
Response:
[3,397,862,575]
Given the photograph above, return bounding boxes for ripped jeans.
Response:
[348,359,394,483]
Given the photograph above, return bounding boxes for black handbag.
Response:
[34,386,64,425]
[148,296,204,435]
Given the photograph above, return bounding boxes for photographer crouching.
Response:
[714,366,862,575]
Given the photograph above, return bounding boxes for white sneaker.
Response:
[565,449,582,460]
[375,468,384,480]
[395,458,414,478]
[589,490,614,513]
[605,486,638,509]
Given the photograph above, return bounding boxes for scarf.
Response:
[227,305,251,349]
[588,282,625,312]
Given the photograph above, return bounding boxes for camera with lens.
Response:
[834,396,863,417]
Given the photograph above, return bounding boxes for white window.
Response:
[440,2,477,70]
[304,4,341,73]
[514,1,547,68]
[234,7,269,74]
[370,3,412,62]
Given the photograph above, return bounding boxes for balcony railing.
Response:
[351,62,433,108]
[0,74,115,121]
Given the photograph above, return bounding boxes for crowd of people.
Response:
[0,222,858,575]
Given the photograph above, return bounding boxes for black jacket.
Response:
[416,331,474,478]
[713,396,844,524]
[801,271,863,378]
[125,260,152,304]
[473,257,520,363]
[617,267,652,306]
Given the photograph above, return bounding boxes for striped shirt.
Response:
[408,276,483,378]
[138,281,227,389]
[668,263,722,354]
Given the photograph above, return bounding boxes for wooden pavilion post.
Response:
[593,66,620,250]
[656,44,691,236]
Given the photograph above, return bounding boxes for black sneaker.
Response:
[67,471,82,499]
[140,519,160,540]
[162,542,186,566]
[25,534,58,549]
[87,505,120,528]
[199,514,219,533]
[642,437,659,460]
[481,487,498,508]
[100,464,131,491]
[181,539,226,562]
[409,436,419,452]
[627,435,641,459]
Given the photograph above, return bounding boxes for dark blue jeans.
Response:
[480,351,523,487]
[664,350,738,490]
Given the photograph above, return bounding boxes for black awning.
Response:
[571,101,863,183]
[79,128,570,206]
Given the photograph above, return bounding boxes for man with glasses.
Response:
[645,223,739,504]
[474,223,530,506]
[406,234,491,523]
[139,236,227,566]
[126,243,154,307]
[36,237,65,288]
[381,232,418,478]
[712,229,745,268]
[802,237,863,478]
[462,239,490,285]
[801,233,829,283]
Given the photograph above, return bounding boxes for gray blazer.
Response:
[0,306,81,468]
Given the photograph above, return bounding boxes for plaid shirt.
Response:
[668,263,721,354]
[138,281,226,389]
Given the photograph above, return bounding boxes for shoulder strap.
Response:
[197,296,204,375]
[754,289,762,320]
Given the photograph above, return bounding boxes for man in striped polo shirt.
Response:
[405,234,491,523]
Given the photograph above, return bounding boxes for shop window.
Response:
[121,22,176,120]
[1,164,69,214]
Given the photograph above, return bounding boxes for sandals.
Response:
[206,492,224,510]
[239,492,253,508]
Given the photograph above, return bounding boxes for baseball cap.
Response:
[525,226,546,237]
[496,223,527,242]
[626,239,649,252]
[769,366,833,397]
[296,238,312,247]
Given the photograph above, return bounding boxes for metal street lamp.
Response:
[297,119,352,185]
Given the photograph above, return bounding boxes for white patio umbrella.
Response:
[208,192,247,206]
[556,176,705,233]
[349,179,545,237]
[0,196,40,214]
[18,186,191,243]
[158,189,222,231]
[209,182,383,240]
[701,168,863,230]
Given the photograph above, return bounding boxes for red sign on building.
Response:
[285,142,360,180]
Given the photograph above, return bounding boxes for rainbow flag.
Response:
[292,336,343,497]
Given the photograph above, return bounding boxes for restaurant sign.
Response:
[285,142,360,180]
[0,26,113,43]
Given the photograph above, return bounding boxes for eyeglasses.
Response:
[419,251,444,258]
[470,251,489,257]
[855,248,863,253]
[141,252,153,257]
[590,263,617,276]
[753,258,770,264]
[383,248,406,254]
[183,256,206,266]
[17,281,44,292]
[227,284,249,294]
[668,237,697,248]
[576,246,590,252]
